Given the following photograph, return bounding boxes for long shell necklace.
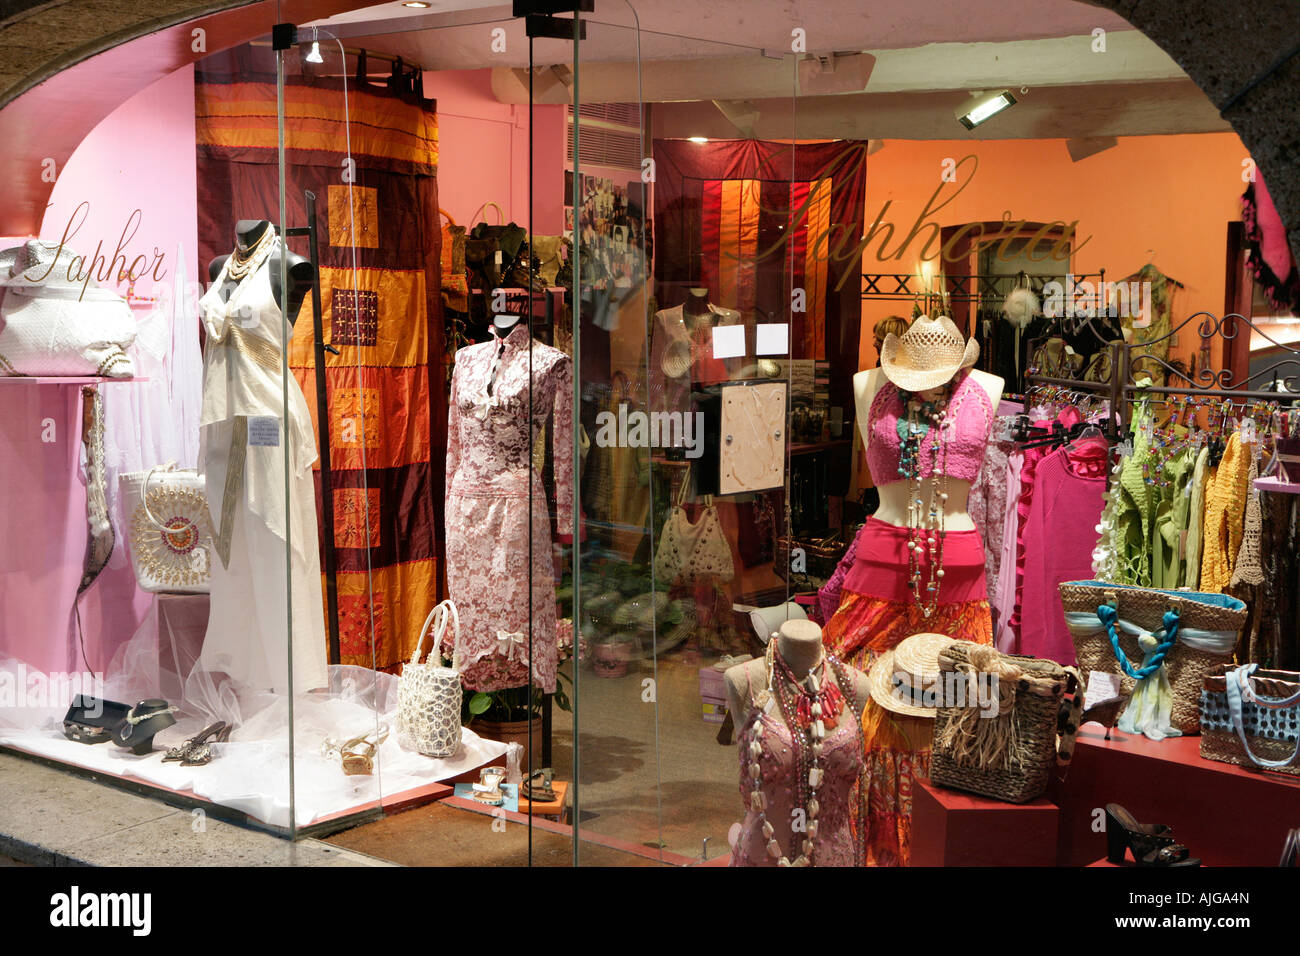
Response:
[897,382,954,618]
[745,639,852,867]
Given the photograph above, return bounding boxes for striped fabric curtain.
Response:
[194,48,444,671]
[653,139,866,406]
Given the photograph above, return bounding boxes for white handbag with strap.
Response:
[118,464,213,593]
[397,600,464,759]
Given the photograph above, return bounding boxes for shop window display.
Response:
[0,0,1296,872]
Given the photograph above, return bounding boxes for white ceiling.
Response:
[312,0,1138,65]
[304,0,1229,140]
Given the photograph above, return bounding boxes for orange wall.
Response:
[857,132,1251,374]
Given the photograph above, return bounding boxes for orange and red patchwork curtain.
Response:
[196,47,444,671]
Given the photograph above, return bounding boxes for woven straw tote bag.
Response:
[1200,663,1300,777]
[1060,581,1246,735]
[930,642,1084,804]
[397,600,464,759]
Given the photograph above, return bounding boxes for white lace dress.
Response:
[443,323,574,693]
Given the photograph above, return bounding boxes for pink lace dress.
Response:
[443,323,574,692]
[732,681,865,867]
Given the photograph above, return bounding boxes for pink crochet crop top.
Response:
[866,370,995,486]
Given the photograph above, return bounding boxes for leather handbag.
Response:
[1200,663,1300,777]
[397,599,464,759]
[653,472,734,585]
[440,209,469,313]
[1060,581,1245,735]
[119,464,214,593]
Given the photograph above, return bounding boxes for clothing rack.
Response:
[1024,311,1300,443]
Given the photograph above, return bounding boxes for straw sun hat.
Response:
[867,632,958,718]
[879,315,979,393]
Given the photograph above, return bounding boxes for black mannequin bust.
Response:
[208,219,314,322]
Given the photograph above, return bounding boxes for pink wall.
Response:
[424,68,566,235]
[0,65,200,675]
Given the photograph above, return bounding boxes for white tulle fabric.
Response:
[0,617,505,829]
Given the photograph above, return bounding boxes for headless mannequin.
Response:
[724,619,870,729]
[852,365,1004,533]
[208,220,314,320]
[683,286,713,329]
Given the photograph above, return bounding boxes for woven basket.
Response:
[1059,581,1245,735]
[930,642,1082,804]
[1199,664,1300,777]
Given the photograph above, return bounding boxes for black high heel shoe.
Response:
[1106,803,1201,867]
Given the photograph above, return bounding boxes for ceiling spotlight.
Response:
[688,136,709,144]
[305,40,324,64]
[403,1,431,7]
[955,89,1017,130]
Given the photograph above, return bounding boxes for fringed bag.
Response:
[1060,581,1245,735]
[930,642,1084,804]
[397,600,464,759]
[1200,664,1300,777]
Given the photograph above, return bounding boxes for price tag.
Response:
[1239,418,1257,445]
[1084,671,1124,712]
[248,416,281,447]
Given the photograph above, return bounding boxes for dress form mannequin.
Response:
[723,620,869,732]
[208,220,314,321]
[683,286,712,327]
[851,364,1004,532]
[724,619,870,867]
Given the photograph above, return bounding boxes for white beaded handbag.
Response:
[397,600,464,759]
[119,464,213,593]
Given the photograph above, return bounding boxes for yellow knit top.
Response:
[1198,432,1252,593]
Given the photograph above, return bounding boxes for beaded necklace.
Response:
[745,640,855,867]
[895,381,954,618]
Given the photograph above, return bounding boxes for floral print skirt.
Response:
[823,590,993,866]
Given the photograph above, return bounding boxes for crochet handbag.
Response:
[119,464,214,593]
[1060,581,1246,735]
[930,641,1084,804]
[653,472,734,585]
[1200,664,1300,777]
[397,599,464,759]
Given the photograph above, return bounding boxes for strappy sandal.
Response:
[522,768,556,803]
[181,723,233,766]
[472,766,508,806]
[163,721,228,764]
[332,723,389,776]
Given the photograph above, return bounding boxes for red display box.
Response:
[1050,726,1300,867]
[910,779,1061,866]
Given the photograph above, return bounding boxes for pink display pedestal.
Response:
[910,779,1060,867]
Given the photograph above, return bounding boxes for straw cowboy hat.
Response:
[868,632,957,718]
[879,315,979,392]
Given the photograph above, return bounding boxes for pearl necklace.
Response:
[897,384,953,618]
[746,641,850,867]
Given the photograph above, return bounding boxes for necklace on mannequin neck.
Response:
[896,380,955,618]
[226,226,276,282]
[745,640,851,867]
